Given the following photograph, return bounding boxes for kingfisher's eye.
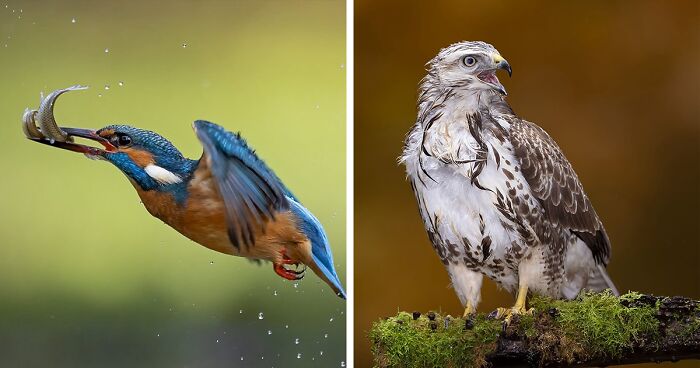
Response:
[463,56,477,67]
[111,134,132,147]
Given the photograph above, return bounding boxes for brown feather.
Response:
[510,118,611,264]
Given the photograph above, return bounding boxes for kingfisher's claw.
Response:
[273,249,306,280]
[274,262,305,280]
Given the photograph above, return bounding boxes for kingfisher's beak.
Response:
[33,127,117,156]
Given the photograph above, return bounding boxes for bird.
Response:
[25,94,345,299]
[400,41,618,323]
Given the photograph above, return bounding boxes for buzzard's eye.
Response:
[463,56,477,67]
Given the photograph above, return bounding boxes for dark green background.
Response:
[355,0,699,366]
[0,1,346,367]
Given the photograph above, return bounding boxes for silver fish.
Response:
[31,85,88,142]
[22,108,43,139]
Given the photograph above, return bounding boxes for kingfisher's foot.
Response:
[273,249,306,281]
[273,263,305,280]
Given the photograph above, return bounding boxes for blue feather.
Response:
[288,196,346,299]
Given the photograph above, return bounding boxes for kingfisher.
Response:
[23,87,345,299]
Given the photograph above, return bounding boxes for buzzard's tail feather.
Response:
[591,264,620,296]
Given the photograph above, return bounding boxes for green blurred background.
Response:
[0,1,345,367]
[355,0,699,366]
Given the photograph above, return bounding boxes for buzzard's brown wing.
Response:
[510,118,610,265]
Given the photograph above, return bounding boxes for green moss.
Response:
[678,315,700,342]
[369,311,501,368]
[530,291,659,359]
[371,292,664,367]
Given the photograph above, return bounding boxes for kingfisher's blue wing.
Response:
[194,120,289,249]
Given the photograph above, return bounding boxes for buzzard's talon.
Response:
[493,283,532,327]
[463,301,476,318]
[493,305,534,327]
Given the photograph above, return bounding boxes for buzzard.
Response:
[400,41,618,322]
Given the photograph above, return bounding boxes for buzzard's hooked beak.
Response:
[477,54,512,96]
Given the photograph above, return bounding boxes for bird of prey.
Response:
[400,41,618,321]
[23,86,345,299]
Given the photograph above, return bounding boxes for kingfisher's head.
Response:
[425,41,512,95]
[52,124,196,191]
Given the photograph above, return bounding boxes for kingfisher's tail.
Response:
[310,254,346,299]
[288,197,346,299]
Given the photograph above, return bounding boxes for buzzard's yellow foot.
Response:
[491,283,532,327]
[462,302,476,318]
[492,305,534,326]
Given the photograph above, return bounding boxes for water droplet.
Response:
[329,317,334,322]
[118,81,124,86]
[240,356,244,361]
[324,334,328,338]
[156,333,160,337]
[320,350,324,356]
[71,18,76,24]
[297,353,302,359]
[216,339,220,343]
[209,260,214,265]
[181,42,188,48]
[267,330,272,335]
[285,325,289,329]
[273,290,277,296]
[104,48,109,53]
[258,312,264,320]
[239,309,243,314]
[104,85,110,90]
[294,338,299,344]
[293,283,298,288]
[341,361,346,367]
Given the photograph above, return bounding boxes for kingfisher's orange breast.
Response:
[133,161,309,264]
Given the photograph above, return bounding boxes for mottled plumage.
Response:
[400,41,617,315]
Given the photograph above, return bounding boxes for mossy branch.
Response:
[370,292,700,367]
